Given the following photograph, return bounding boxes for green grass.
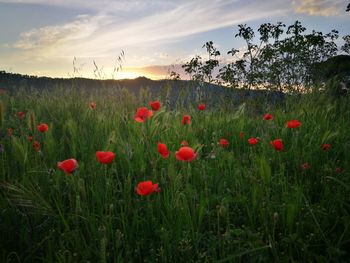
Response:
[0,86,349,262]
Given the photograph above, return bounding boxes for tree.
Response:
[341,35,350,54]
[181,41,220,83]
[182,21,347,93]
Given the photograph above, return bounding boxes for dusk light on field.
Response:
[0,1,349,262]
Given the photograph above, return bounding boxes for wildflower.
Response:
[90,102,96,109]
[57,159,78,174]
[134,107,153,122]
[149,100,161,111]
[158,143,170,158]
[175,146,197,162]
[181,141,189,147]
[239,131,244,139]
[7,128,13,135]
[27,136,33,142]
[321,143,331,151]
[96,151,116,164]
[248,137,259,145]
[270,139,283,151]
[219,138,229,148]
[287,120,301,128]
[32,141,40,151]
[198,104,206,111]
[335,167,343,174]
[263,114,273,120]
[302,162,311,170]
[136,181,160,196]
[182,115,191,125]
[17,111,25,120]
[37,123,49,133]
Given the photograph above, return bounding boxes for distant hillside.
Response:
[314,55,350,81]
[0,71,284,109]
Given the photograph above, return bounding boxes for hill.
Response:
[0,71,284,109]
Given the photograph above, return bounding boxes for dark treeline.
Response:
[0,71,284,112]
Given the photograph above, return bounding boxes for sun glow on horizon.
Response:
[115,70,167,80]
[115,71,143,80]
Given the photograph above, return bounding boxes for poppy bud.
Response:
[263,114,273,120]
[157,143,170,158]
[270,139,283,151]
[37,123,49,133]
[149,101,161,111]
[248,137,259,145]
[198,104,206,111]
[287,120,301,128]
[219,138,229,148]
[182,115,191,125]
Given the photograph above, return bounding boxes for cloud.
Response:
[0,0,164,12]
[293,0,344,16]
[12,0,287,59]
[1,0,291,77]
[14,14,111,50]
[0,43,10,48]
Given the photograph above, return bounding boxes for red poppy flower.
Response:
[175,146,197,162]
[239,131,244,139]
[181,141,189,147]
[57,159,78,174]
[90,102,96,109]
[219,138,229,148]
[37,123,49,133]
[17,111,25,120]
[182,115,191,125]
[287,120,301,128]
[96,151,116,164]
[136,180,160,196]
[157,143,170,158]
[248,137,259,145]
[134,107,153,122]
[302,162,311,170]
[263,114,273,120]
[149,100,161,111]
[321,143,330,151]
[198,104,206,111]
[270,139,283,151]
[7,128,13,136]
[32,141,40,151]
[335,167,343,174]
[27,136,33,142]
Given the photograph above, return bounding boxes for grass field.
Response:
[0,86,349,262]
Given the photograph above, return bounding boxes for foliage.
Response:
[182,41,220,83]
[0,83,349,262]
[183,21,349,93]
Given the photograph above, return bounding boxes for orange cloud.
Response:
[293,0,343,16]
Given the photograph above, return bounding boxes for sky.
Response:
[0,0,349,80]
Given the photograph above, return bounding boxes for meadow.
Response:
[0,85,349,262]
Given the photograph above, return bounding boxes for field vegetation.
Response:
[0,20,349,262]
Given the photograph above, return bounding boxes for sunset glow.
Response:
[0,0,348,79]
[115,71,143,80]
